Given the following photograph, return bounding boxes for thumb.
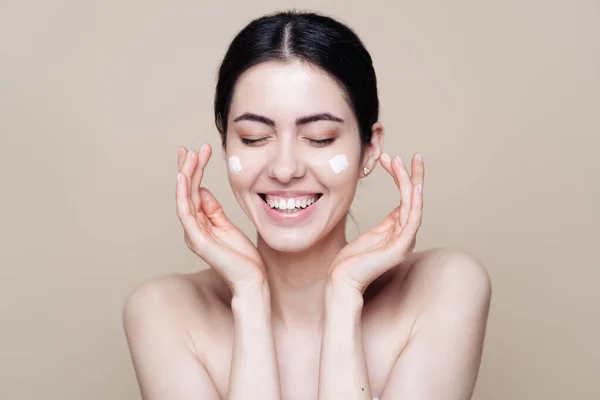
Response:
[199,187,233,229]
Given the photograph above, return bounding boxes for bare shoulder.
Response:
[388,247,492,319]
[123,268,227,311]
[121,271,229,399]
[401,248,492,293]
[122,269,231,347]
[365,253,493,398]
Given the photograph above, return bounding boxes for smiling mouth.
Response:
[259,193,323,212]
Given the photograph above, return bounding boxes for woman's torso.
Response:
[168,250,436,399]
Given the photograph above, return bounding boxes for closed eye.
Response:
[241,137,336,146]
[241,137,268,146]
[307,138,336,147]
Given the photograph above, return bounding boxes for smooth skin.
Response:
[123,62,492,400]
[123,149,491,400]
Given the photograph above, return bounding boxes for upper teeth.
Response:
[265,195,318,210]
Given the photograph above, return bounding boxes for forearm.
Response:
[228,282,282,400]
[318,282,372,400]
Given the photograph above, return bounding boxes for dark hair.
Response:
[214,10,379,148]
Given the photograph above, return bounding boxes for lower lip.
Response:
[260,196,320,225]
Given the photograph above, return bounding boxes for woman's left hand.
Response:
[328,152,425,293]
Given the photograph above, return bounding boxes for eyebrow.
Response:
[232,112,344,127]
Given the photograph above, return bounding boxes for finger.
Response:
[397,181,423,252]
[176,173,205,244]
[190,144,213,212]
[392,156,413,227]
[177,146,187,171]
[199,187,233,229]
[379,153,400,188]
[181,150,198,205]
[411,152,425,187]
[409,237,416,253]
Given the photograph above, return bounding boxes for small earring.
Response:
[363,167,370,175]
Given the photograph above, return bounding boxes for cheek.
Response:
[307,151,354,176]
[226,151,267,187]
[228,155,242,173]
[307,152,359,191]
[328,154,350,174]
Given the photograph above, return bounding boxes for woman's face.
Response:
[224,59,380,252]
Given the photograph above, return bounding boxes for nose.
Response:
[267,136,305,183]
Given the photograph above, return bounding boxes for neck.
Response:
[257,219,347,333]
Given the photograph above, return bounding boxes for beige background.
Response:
[1,0,598,399]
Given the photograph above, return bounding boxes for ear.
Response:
[361,122,384,177]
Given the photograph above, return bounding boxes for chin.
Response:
[258,228,323,253]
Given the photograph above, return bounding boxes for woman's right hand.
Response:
[176,144,266,291]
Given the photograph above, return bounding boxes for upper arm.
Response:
[122,277,220,400]
[381,251,492,400]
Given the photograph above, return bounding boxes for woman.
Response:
[123,10,492,400]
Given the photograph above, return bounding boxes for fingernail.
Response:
[186,151,193,159]
[177,173,183,183]
[416,153,423,162]
[381,153,391,163]
[395,156,403,165]
[416,183,422,194]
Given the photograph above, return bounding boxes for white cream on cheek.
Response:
[328,154,349,174]
[228,155,242,173]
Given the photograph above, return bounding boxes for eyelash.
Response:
[309,138,336,146]
[241,138,267,145]
[241,138,336,146]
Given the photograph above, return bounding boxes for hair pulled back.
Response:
[214,11,379,147]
